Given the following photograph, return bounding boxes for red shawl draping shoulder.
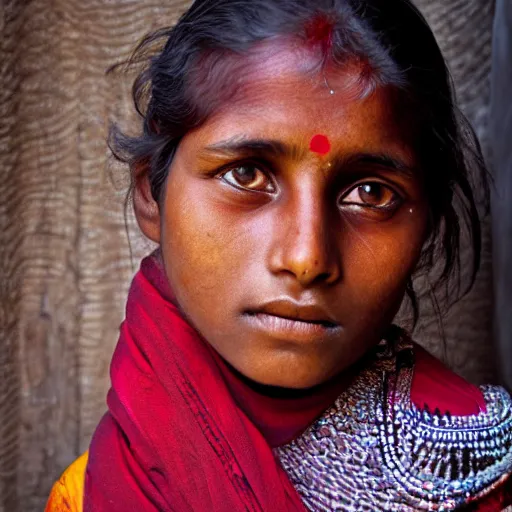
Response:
[84,253,308,511]
[83,253,508,511]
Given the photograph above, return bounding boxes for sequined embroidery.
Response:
[275,329,512,511]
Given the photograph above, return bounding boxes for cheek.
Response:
[160,179,256,308]
[342,211,427,305]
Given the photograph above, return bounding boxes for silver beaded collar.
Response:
[275,329,512,511]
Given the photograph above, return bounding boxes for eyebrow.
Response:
[200,136,307,161]
[200,137,416,177]
[338,153,416,178]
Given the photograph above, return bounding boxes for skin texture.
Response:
[134,45,429,389]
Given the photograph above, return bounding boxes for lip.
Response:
[242,299,341,342]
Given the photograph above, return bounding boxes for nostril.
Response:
[315,272,333,284]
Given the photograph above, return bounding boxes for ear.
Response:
[132,164,161,243]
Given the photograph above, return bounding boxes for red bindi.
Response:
[309,134,331,155]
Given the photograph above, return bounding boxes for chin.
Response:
[240,353,346,390]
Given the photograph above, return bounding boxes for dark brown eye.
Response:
[221,165,275,193]
[340,182,400,210]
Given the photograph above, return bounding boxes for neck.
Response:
[209,343,365,447]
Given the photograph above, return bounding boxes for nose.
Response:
[267,187,341,287]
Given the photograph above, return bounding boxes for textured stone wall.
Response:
[0,1,497,511]
[0,3,187,510]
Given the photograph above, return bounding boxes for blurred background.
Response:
[0,0,510,510]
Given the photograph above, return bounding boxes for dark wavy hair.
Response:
[110,0,489,327]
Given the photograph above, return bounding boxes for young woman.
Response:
[46,0,512,510]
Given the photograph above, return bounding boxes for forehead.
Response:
[183,43,413,159]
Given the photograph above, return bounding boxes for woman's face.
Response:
[137,47,429,389]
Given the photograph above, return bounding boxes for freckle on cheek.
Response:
[309,134,331,155]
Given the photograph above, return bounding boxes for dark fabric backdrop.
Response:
[490,0,512,392]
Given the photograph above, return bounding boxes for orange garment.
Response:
[45,451,88,512]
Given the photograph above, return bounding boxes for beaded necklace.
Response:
[276,329,512,511]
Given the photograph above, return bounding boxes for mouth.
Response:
[242,299,341,341]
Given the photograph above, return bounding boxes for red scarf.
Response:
[84,252,485,511]
[84,253,349,511]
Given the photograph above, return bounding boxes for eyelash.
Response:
[218,161,276,193]
[339,182,403,212]
[217,162,404,211]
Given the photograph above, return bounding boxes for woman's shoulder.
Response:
[410,342,488,416]
[45,451,88,512]
[409,340,512,510]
